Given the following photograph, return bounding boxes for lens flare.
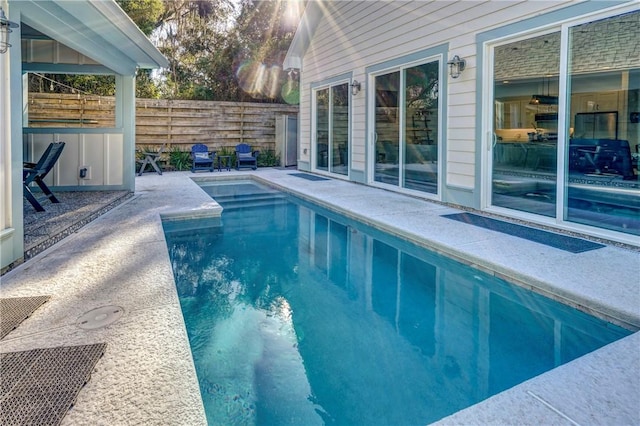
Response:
[281,78,299,105]
[235,58,294,102]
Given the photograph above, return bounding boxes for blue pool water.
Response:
[162,180,631,426]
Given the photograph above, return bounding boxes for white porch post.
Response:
[116,74,136,192]
[0,2,23,270]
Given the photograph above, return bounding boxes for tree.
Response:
[28,0,164,97]
[116,0,163,36]
[151,0,302,102]
[28,0,303,103]
[152,0,238,100]
[231,0,302,103]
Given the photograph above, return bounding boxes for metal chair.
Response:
[23,142,66,212]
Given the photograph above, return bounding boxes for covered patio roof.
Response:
[17,0,168,74]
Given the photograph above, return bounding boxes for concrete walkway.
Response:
[1,169,638,425]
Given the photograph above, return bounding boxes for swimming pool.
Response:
[162,180,631,425]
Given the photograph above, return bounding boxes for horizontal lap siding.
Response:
[301,0,573,186]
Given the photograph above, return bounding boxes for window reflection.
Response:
[331,84,349,175]
[566,11,640,234]
[491,10,639,236]
[404,62,439,193]
[316,88,329,171]
[297,204,628,406]
[374,72,400,185]
[492,32,560,217]
[374,61,440,194]
[315,83,349,175]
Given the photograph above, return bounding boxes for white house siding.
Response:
[299,0,573,190]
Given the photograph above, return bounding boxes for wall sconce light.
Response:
[0,8,19,54]
[447,55,466,79]
[350,80,361,96]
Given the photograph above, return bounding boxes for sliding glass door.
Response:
[488,9,639,238]
[314,82,349,176]
[564,12,639,235]
[374,72,400,185]
[491,32,560,217]
[373,60,440,194]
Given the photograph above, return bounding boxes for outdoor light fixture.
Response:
[447,55,466,79]
[351,80,361,96]
[0,8,19,54]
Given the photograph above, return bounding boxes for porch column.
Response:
[116,74,136,191]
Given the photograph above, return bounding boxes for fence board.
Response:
[28,93,298,152]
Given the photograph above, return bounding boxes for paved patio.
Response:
[1,168,638,425]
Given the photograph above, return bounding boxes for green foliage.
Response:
[216,146,233,156]
[116,0,163,36]
[153,0,302,102]
[28,73,116,96]
[27,0,303,103]
[257,149,279,167]
[169,146,193,171]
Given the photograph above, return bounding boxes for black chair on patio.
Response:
[23,141,66,212]
[235,143,259,170]
[137,142,167,176]
[191,143,215,172]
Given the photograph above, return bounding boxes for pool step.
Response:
[214,192,289,211]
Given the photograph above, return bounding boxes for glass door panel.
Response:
[316,88,329,171]
[565,11,640,235]
[374,72,400,185]
[492,33,560,217]
[404,62,439,194]
[331,83,349,175]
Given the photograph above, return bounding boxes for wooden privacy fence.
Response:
[27,93,299,153]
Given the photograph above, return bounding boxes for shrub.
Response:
[169,146,192,171]
[257,149,279,167]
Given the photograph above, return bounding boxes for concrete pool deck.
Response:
[0,168,638,425]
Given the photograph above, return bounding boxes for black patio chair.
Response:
[137,142,167,176]
[235,143,259,170]
[23,142,66,212]
[190,143,215,172]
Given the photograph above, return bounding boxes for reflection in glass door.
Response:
[315,83,350,175]
[374,72,400,185]
[491,33,560,217]
[316,88,329,171]
[373,60,440,194]
[331,84,349,175]
[489,10,639,239]
[565,11,640,235]
[404,62,439,193]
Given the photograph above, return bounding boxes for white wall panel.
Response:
[56,134,80,185]
[104,134,124,185]
[80,133,104,186]
[25,132,123,187]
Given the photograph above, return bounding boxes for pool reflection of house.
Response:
[0,0,168,271]
[284,1,639,246]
